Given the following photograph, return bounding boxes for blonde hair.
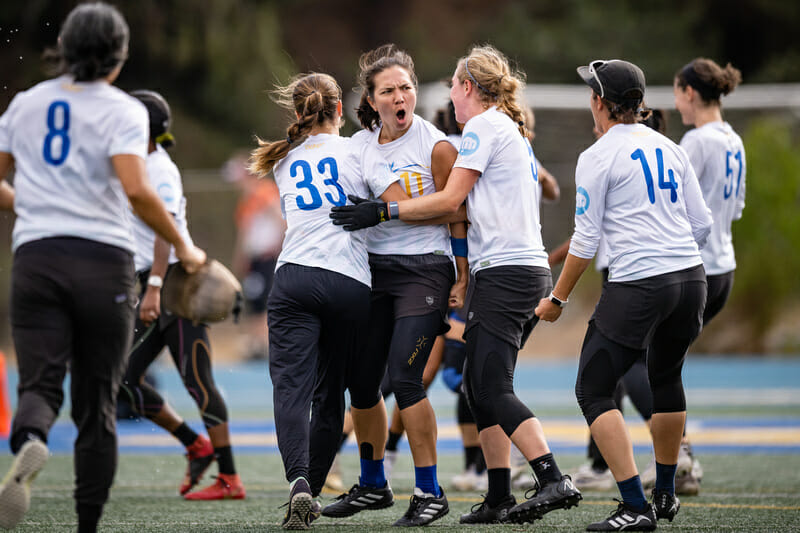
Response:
[250,73,342,176]
[455,45,528,137]
[355,44,418,131]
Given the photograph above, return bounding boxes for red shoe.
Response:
[184,473,246,500]
[179,435,215,495]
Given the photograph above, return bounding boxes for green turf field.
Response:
[3,452,799,532]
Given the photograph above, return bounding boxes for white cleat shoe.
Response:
[0,439,49,530]
[570,463,616,491]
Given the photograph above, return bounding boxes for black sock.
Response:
[172,422,199,448]
[486,468,511,507]
[475,448,487,474]
[10,429,46,454]
[529,453,562,485]
[215,446,235,475]
[591,455,609,471]
[464,445,480,470]
[386,430,402,452]
[76,503,103,533]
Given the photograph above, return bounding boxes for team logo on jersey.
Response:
[157,183,175,205]
[390,162,426,173]
[459,133,480,156]
[426,296,434,306]
[575,186,590,215]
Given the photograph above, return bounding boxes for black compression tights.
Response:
[119,317,228,428]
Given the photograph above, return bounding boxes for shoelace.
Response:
[469,496,489,513]
[607,498,627,518]
[333,484,361,501]
[523,480,542,500]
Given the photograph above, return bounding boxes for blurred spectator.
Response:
[224,152,285,360]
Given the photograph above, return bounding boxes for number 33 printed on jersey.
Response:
[290,157,346,210]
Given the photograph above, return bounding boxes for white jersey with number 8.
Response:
[0,75,148,253]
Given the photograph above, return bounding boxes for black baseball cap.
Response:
[577,59,646,107]
[130,89,175,148]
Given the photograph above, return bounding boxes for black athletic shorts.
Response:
[592,264,707,350]
[369,253,454,326]
[465,265,552,349]
[704,270,734,325]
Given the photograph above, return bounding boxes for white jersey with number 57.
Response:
[680,121,745,275]
[0,75,148,253]
[569,123,712,282]
[273,133,399,287]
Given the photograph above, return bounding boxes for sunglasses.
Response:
[588,60,608,98]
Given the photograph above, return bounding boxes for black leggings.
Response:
[463,325,534,434]
[119,317,227,429]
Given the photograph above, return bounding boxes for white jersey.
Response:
[680,121,745,275]
[454,107,549,273]
[273,133,399,286]
[130,145,193,271]
[353,116,452,256]
[0,75,148,253]
[570,123,712,282]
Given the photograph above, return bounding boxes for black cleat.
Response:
[459,494,515,524]
[321,483,394,518]
[393,487,449,527]
[652,489,680,521]
[586,500,656,531]
[282,480,321,530]
[508,474,582,523]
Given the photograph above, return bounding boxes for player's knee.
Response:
[392,375,426,410]
[495,392,534,435]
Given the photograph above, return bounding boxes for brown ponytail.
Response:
[675,57,742,105]
[250,73,342,176]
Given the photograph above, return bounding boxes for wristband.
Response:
[388,201,400,220]
[147,275,164,288]
[450,237,468,258]
[548,291,567,308]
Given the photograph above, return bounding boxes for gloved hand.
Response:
[441,366,463,392]
[330,194,390,231]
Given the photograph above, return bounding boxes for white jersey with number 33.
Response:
[273,133,399,287]
[0,75,148,253]
[570,123,712,282]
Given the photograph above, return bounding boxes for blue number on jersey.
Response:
[526,139,539,182]
[631,148,678,204]
[290,157,345,210]
[42,101,71,166]
[319,157,346,206]
[724,150,743,200]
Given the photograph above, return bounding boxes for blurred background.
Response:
[1,0,799,360]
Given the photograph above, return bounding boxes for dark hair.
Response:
[640,108,667,134]
[433,100,460,135]
[47,2,129,82]
[250,73,342,176]
[356,44,418,131]
[455,45,528,137]
[130,90,174,148]
[596,93,651,125]
[675,58,742,105]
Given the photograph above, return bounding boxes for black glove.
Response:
[330,194,390,231]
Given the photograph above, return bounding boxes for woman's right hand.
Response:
[175,243,207,274]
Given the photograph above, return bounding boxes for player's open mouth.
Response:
[396,109,406,121]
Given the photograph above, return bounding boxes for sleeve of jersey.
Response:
[108,101,149,159]
[361,143,400,198]
[679,150,713,248]
[0,93,21,153]
[680,132,706,183]
[734,148,746,220]
[151,158,183,215]
[568,151,605,260]
[452,116,493,175]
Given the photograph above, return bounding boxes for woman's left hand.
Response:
[535,297,563,322]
